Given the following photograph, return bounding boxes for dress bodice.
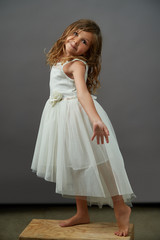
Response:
[49,58,89,98]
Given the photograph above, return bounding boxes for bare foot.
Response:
[114,205,131,237]
[59,213,90,227]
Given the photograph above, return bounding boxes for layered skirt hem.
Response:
[31,97,136,208]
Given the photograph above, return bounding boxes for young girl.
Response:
[31,19,136,237]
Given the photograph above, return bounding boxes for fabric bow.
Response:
[50,91,63,107]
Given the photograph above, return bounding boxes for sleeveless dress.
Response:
[31,58,136,208]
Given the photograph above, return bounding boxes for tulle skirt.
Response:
[31,95,136,208]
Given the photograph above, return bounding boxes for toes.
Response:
[59,223,65,227]
[122,230,128,237]
[115,231,121,236]
[115,229,128,237]
[59,221,68,227]
[121,231,125,236]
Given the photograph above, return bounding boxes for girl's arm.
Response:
[71,61,110,144]
[71,61,101,124]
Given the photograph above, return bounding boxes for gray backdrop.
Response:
[0,0,159,204]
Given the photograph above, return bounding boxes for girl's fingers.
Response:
[102,128,109,143]
[104,126,110,136]
[91,124,110,144]
[91,133,95,141]
[101,135,104,144]
[106,136,109,143]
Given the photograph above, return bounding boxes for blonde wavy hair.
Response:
[45,19,102,94]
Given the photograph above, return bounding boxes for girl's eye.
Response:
[73,32,87,45]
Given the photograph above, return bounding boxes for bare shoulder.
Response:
[70,61,88,95]
[63,60,87,81]
[62,60,86,80]
[69,60,87,78]
[69,60,86,73]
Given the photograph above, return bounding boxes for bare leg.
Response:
[112,195,131,237]
[59,196,90,227]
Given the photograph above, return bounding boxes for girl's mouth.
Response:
[70,42,77,50]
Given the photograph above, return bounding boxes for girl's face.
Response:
[64,30,93,57]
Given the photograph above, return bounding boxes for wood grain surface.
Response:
[19,219,134,240]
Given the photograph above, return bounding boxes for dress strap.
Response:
[68,58,87,65]
[62,58,87,67]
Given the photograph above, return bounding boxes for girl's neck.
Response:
[57,55,73,63]
[57,54,67,62]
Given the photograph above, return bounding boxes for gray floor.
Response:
[0,204,159,240]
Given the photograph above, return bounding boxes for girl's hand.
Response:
[91,120,110,144]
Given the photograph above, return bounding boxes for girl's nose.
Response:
[74,37,79,45]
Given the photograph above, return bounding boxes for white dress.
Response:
[31,58,136,208]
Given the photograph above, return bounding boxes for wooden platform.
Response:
[19,219,134,240]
